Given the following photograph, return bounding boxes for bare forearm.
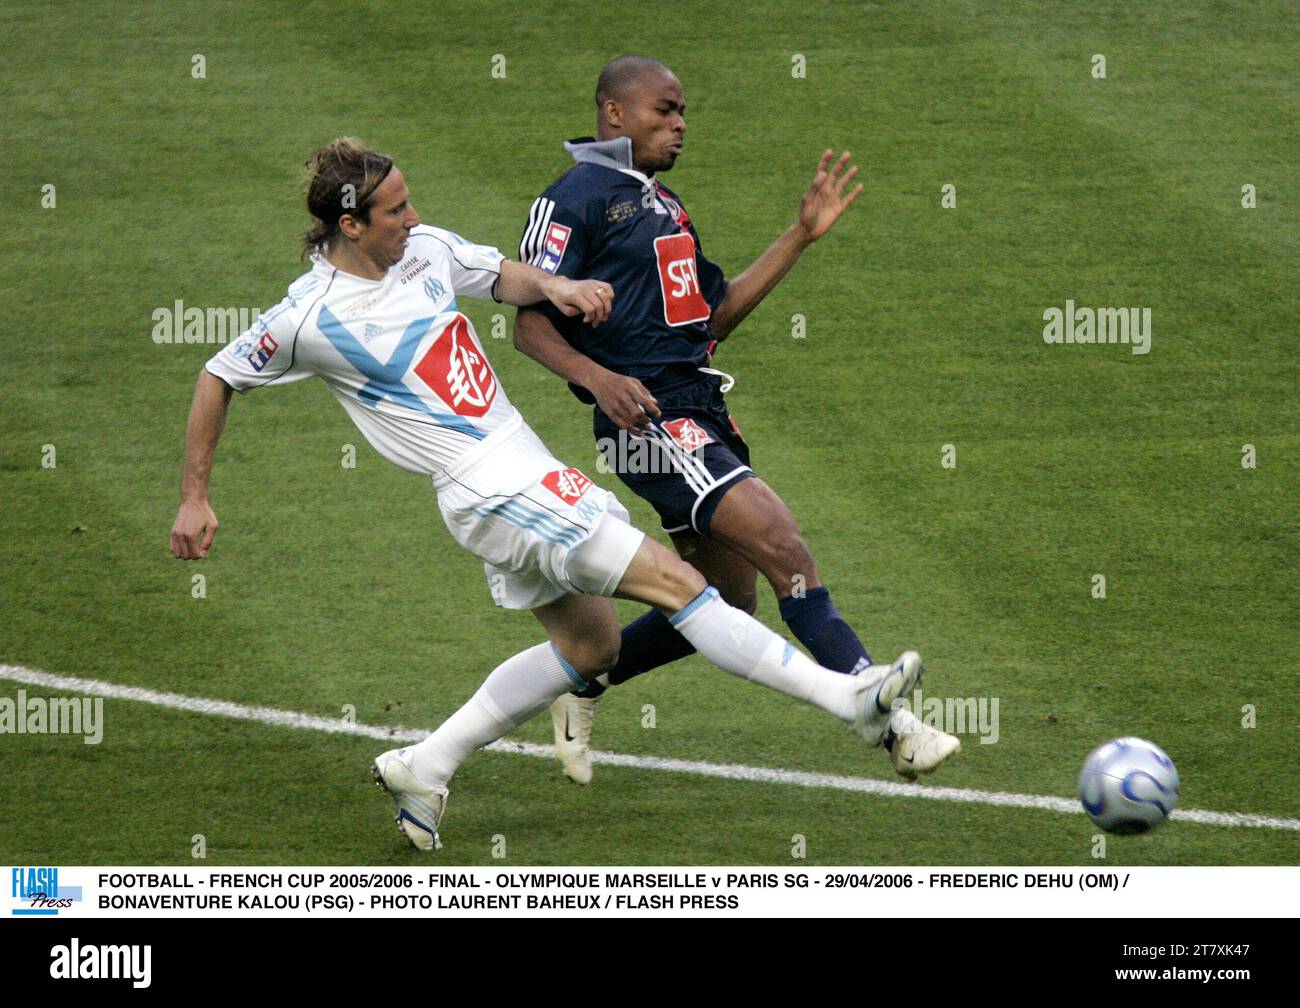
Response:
[513,308,661,434]
[496,259,557,307]
[180,369,233,501]
[711,223,812,339]
[497,261,613,328]
[513,308,612,389]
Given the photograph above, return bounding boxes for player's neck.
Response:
[324,239,387,281]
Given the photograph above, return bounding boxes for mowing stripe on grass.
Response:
[3,663,1296,832]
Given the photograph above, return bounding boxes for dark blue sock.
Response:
[573,608,696,698]
[777,586,871,674]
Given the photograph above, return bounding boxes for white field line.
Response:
[3,663,1297,833]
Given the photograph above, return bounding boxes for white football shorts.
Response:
[433,418,645,610]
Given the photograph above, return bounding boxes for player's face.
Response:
[617,72,686,174]
[354,167,421,269]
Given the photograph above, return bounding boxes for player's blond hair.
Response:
[300,137,394,258]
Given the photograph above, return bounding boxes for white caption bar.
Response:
[6,866,1297,918]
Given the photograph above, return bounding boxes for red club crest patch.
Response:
[662,417,714,453]
[541,467,593,505]
[413,314,497,417]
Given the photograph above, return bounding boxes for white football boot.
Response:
[371,747,448,851]
[549,693,597,785]
[853,650,924,746]
[885,706,961,781]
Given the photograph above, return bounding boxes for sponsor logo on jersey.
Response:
[538,222,571,274]
[247,330,279,371]
[653,233,711,326]
[423,276,447,302]
[541,467,593,505]
[412,314,497,417]
[398,256,432,284]
[362,322,382,343]
[662,417,715,453]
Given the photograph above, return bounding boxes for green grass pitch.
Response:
[1,1,1295,865]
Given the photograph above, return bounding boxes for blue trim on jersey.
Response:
[550,644,587,690]
[494,500,584,544]
[471,499,583,547]
[316,305,485,440]
[261,302,291,325]
[669,586,719,626]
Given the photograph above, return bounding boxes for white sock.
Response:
[409,642,583,788]
[670,587,859,723]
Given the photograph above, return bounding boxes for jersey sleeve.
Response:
[517,191,596,281]
[429,229,505,301]
[204,298,310,393]
[516,190,602,328]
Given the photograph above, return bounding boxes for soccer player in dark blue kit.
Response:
[514,56,959,784]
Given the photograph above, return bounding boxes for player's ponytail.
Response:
[300,137,394,258]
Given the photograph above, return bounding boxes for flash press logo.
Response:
[11,867,82,916]
[50,939,151,988]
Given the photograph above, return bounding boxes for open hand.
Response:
[797,149,863,242]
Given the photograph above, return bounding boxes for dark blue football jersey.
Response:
[518,137,728,397]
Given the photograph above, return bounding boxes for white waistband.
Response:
[431,413,525,490]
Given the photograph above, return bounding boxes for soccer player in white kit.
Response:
[170,138,925,851]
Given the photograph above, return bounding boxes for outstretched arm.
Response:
[496,259,613,326]
[710,149,862,340]
[170,369,233,559]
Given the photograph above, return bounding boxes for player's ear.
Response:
[602,98,622,130]
[337,213,365,240]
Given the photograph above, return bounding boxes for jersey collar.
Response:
[563,136,654,186]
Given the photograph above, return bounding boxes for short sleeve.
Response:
[204,298,310,393]
[517,193,599,331]
[429,229,505,300]
[517,194,593,282]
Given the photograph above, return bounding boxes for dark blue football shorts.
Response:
[592,374,754,536]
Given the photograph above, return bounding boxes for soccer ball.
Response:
[1078,737,1179,834]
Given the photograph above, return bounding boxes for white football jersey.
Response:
[206,225,522,476]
